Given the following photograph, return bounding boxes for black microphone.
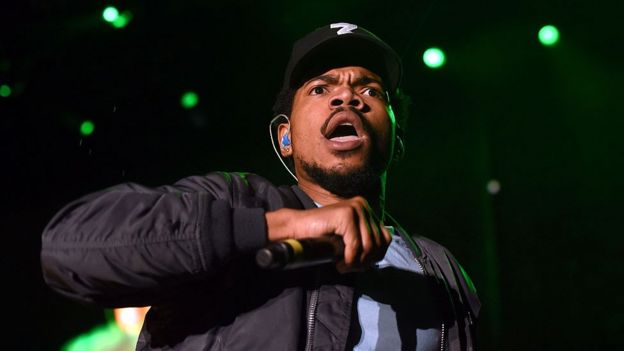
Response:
[255,238,344,270]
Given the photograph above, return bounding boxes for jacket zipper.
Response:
[305,289,319,351]
[389,217,449,351]
[413,244,445,351]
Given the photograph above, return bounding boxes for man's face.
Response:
[280,66,394,197]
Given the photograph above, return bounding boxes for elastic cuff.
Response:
[232,208,268,252]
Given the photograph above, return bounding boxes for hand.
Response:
[265,196,392,272]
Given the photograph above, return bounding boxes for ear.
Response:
[277,123,292,157]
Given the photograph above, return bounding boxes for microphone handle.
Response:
[256,238,344,270]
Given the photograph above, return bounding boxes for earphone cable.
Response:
[269,114,298,182]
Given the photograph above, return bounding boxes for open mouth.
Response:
[322,110,366,151]
[327,123,359,141]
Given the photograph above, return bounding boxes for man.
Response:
[41,23,480,350]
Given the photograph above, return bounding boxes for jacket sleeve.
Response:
[40,172,268,307]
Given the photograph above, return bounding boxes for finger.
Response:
[328,235,345,257]
[373,224,392,261]
[380,221,392,245]
[359,207,384,265]
[369,224,386,264]
[336,260,350,274]
[341,208,361,267]
[355,205,373,265]
[365,207,383,249]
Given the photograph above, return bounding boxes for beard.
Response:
[295,106,390,198]
[298,152,385,199]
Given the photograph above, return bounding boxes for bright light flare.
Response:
[0,84,11,97]
[80,120,95,136]
[102,7,119,23]
[538,25,560,46]
[180,91,199,109]
[423,48,446,69]
[112,11,133,29]
[114,307,150,335]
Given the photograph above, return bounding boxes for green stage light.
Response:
[538,25,560,46]
[0,84,11,97]
[180,91,199,109]
[62,322,127,351]
[423,48,446,69]
[80,120,95,136]
[102,7,119,23]
[111,11,133,29]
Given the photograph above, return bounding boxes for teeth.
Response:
[330,135,359,142]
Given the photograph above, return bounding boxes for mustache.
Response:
[320,107,373,136]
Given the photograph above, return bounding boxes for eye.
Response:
[362,87,382,98]
[310,86,327,95]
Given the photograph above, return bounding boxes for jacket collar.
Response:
[291,185,319,209]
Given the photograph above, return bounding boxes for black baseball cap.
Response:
[280,22,402,94]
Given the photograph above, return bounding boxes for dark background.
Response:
[2,0,622,350]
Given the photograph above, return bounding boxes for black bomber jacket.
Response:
[41,172,480,350]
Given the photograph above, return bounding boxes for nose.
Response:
[329,87,363,109]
